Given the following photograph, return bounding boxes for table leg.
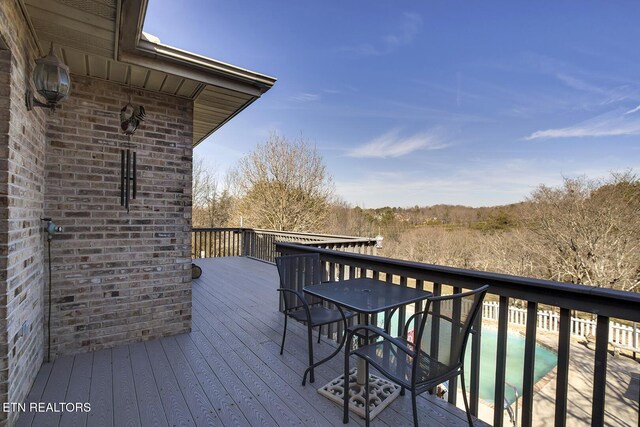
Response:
[356,358,367,384]
[356,312,372,385]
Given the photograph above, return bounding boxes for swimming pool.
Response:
[380,317,557,405]
[469,328,557,404]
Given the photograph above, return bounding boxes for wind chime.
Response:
[119,71,145,212]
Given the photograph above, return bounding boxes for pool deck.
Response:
[473,320,640,426]
[531,328,639,426]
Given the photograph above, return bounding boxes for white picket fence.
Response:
[481,301,640,352]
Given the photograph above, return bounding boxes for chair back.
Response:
[411,285,489,384]
[275,253,324,313]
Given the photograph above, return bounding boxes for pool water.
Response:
[380,317,557,405]
[469,328,557,404]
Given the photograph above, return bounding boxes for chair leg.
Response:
[317,325,322,343]
[305,323,315,385]
[343,349,350,423]
[280,314,288,355]
[365,361,370,427]
[303,320,350,386]
[411,391,419,427]
[460,369,474,426]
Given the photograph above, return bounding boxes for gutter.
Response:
[117,0,276,97]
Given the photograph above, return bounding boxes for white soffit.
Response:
[21,0,276,146]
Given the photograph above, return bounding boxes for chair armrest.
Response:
[277,288,313,320]
[403,310,427,338]
[347,325,416,357]
[277,287,307,303]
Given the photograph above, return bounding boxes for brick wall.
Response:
[0,3,48,425]
[0,44,11,427]
[0,5,194,424]
[44,75,193,357]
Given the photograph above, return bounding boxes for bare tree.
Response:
[192,157,234,228]
[372,172,640,294]
[526,172,639,292]
[324,199,376,237]
[233,133,334,231]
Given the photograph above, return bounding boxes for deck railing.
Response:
[275,242,640,427]
[192,227,377,263]
[192,228,244,258]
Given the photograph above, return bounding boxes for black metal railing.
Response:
[275,242,640,427]
[192,227,377,262]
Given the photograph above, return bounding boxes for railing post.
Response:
[448,286,462,407]
[430,282,441,375]
[554,308,571,427]
[591,315,610,427]
[521,301,538,427]
[494,296,509,427]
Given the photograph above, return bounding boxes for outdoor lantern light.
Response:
[26,43,71,111]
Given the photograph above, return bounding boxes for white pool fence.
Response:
[481,301,640,353]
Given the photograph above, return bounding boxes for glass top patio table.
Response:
[303,277,432,420]
[303,277,432,314]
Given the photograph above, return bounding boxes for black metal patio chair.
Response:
[343,284,489,426]
[276,253,356,385]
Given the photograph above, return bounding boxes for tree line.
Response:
[194,133,639,293]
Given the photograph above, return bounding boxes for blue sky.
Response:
[144,1,640,208]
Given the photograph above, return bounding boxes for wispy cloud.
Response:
[483,53,640,115]
[347,129,448,158]
[555,73,607,95]
[340,12,422,56]
[383,12,422,49]
[289,92,320,103]
[555,72,634,107]
[625,104,640,115]
[525,108,640,140]
[289,89,341,103]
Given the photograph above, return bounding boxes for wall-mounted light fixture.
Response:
[26,43,71,111]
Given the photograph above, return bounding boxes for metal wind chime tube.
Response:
[119,68,144,212]
[120,148,137,212]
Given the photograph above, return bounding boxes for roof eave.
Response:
[118,0,275,95]
[118,0,276,145]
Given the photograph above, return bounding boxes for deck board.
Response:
[192,301,345,427]
[189,331,279,426]
[87,349,114,427]
[170,334,251,427]
[60,352,93,427]
[129,342,169,427]
[16,257,488,427]
[144,340,196,426]
[112,345,141,427]
[32,355,73,427]
[15,361,52,427]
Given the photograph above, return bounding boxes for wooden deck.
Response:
[16,257,488,427]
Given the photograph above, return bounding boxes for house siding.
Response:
[44,75,193,358]
[0,2,48,426]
